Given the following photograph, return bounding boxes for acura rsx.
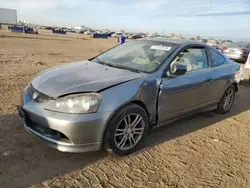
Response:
[18,38,239,156]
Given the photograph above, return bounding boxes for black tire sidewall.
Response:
[103,104,149,156]
[217,85,235,114]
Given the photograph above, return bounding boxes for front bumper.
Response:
[17,91,112,153]
[23,120,100,152]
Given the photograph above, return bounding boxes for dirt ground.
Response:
[0,30,250,188]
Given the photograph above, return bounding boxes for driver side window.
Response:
[171,47,208,72]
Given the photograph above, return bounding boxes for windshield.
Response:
[94,40,177,73]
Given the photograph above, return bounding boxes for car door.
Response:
[206,48,233,102]
[158,46,214,123]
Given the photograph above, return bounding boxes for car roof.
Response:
[137,37,207,46]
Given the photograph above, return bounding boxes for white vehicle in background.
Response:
[84,31,92,35]
[147,33,160,37]
[222,42,250,63]
[111,32,123,38]
[245,53,250,84]
[234,65,244,84]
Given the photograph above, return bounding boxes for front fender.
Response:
[98,76,160,139]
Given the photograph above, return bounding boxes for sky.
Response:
[1,0,250,40]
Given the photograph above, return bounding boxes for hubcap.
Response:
[223,88,234,111]
[114,113,145,151]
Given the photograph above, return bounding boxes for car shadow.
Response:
[0,84,250,187]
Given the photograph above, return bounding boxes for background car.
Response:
[111,32,123,38]
[222,42,250,62]
[18,38,240,156]
[108,32,115,37]
[245,53,250,83]
[131,33,143,39]
[78,30,87,34]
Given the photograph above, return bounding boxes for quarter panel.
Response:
[209,63,239,101]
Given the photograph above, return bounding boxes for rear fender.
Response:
[230,81,238,92]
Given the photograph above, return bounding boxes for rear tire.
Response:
[103,104,149,156]
[215,85,235,114]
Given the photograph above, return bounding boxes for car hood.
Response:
[31,60,142,97]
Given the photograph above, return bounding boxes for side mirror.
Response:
[171,63,187,76]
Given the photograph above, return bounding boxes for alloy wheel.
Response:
[223,87,234,111]
[114,113,145,151]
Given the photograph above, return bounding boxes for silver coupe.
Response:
[18,38,240,156]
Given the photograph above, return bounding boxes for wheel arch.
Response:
[131,100,150,118]
[100,100,151,144]
[232,82,238,92]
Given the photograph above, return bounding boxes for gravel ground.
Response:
[0,30,250,188]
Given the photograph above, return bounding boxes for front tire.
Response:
[103,104,149,156]
[216,85,235,114]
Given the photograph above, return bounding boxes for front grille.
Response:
[26,84,51,102]
[25,116,70,142]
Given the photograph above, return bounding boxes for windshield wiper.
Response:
[96,58,140,73]
[106,63,141,73]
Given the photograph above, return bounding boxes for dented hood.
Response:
[31,60,142,97]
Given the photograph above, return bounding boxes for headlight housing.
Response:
[45,93,102,114]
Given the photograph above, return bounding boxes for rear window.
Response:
[227,42,248,48]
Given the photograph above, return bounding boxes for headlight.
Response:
[45,93,102,114]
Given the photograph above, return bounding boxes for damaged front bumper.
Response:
[17,90,112,153]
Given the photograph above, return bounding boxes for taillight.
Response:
[233,73,236,78]
[222,47,227,51]
[241,48,247,53]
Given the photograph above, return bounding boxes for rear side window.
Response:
[209,49,225,67]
